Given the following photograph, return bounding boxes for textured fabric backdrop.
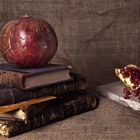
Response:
[0,0,140,140]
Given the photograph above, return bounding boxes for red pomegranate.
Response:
[115,64,140,100]
[0,14,57,67]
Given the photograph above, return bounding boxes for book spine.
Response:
[0,74,87,106]
[0,94,97,137]
[0,70,25,90]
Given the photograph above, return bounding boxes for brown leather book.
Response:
[0,63,72,90]
[0,96,57,120]
[0,92,98,137]
[0,73,87,106]
[0,95,58,120]
[0,96,57,114]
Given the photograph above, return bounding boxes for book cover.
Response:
[0,73,87,106]
[0,97,58,121]
[0,63,72,90]
[0,92,98,137]
[0,96,57,114]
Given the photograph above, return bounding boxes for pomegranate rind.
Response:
[115,64,140,90]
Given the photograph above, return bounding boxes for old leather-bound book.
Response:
[0,63,72,90]
[0,92,97,137]
[0,96,58,121]
[0,96,57,114]
[0,73,87,106]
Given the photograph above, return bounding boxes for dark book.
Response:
[0,63,72,90]
[0,97,58,121]
[0,96,56,114]
[0,73,87,106]
[0,92,98,137]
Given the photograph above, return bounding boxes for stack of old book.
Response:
[0,63,97,137]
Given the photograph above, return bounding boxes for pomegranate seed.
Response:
[131,90,139,96]
[132,85,137,89]
[124,94,130,99]
[123,87,130,95]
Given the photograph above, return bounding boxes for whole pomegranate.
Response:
[0,14,57,67]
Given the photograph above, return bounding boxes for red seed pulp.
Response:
[120,66,140,100]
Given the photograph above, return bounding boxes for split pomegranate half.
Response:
[115,64,140,100]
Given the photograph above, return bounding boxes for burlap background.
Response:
[0,0,140,139]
